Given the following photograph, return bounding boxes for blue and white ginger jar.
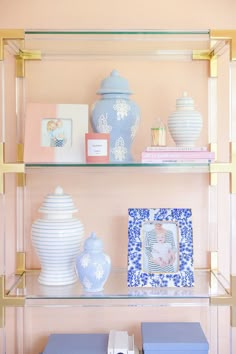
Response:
[91,70,140,162]
[75,232,111,292]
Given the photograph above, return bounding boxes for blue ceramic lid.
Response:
[84,232,103,252]
[97,69,132,94]
[141,322,209,350]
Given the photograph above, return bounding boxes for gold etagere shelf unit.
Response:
[0,29,236,330]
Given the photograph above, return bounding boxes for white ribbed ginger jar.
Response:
[168,92,203,147]
[32,186,84,286]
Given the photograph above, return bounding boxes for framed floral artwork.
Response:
[127,208,194,287]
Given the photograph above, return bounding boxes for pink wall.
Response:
[0,0,235,30]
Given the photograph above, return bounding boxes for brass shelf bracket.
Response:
[209,142,236,193]
[210,29,236,62]
[211,275,236,327]
[0,143,25,194]
[16,50,41,78]
[17,143,25,187]
[0,29,24,61]
[16,252,26,275]
[192,50,217,78]
[0,275,24,328]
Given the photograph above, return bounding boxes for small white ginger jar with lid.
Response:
[168,92,203,147]
[31,186,84,286]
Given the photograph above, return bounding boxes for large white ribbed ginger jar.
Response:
[32,186,84,286]
[168,91,203,147]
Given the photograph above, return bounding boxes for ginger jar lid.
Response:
[39,186,78,215]
[176,91,195,110]
[97,69,132,94]
[84,232,103,252]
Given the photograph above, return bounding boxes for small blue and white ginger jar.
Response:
[91,70,140,162]
[75,232,111,292]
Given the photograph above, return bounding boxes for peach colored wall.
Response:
[0,0,235,30]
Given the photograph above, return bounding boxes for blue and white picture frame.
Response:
[127,208,194,287]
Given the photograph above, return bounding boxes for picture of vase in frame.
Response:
[127,208,194,287]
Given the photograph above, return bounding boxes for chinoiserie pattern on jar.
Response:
[91,70,140,162]
[76,232,111,292]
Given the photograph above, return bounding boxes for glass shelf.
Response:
[25,163,210,174]
[8,268,227,303]
[6,29,227,60]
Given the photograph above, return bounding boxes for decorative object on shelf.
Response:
[141,148,215,164]
[24,103,88,163]
[151,118,166,147]
[85,132,110,163]
[168,92,203,147]
[108,330,139,354]
[127,208,194,287]
[91,69,140,162]
[141,322,209,353]
[31,186,84,286]
[76,232,111,292]
[42,333,109,354]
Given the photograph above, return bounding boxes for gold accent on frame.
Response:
[17,144,25,187]
[0,275,25,327]
[0,29,24,61]
[192,50,217,77]
[0,143,25,194]
[16,252,26,275]
[15,50,41,78]
[210,29,236,61]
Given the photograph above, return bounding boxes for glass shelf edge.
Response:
[24,29,210,35]
[7,268,227,302]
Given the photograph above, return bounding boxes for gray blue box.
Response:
[141,322,209,354]
[42,333,108,354]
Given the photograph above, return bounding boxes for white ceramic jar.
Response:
[168,92,203,147]
[32,186,84,286]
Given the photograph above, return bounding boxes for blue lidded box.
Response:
[141,322,209,354]
[42,333,108,354]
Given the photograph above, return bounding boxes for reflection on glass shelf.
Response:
[25,163,210,174]
[22,30,211,60]
[9,268,227,300]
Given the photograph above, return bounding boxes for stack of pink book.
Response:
[141,146,215,164]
